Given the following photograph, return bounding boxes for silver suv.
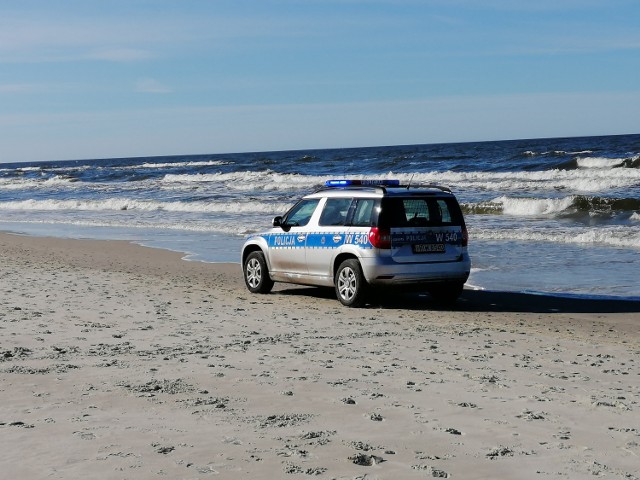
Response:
[241,180,470,307]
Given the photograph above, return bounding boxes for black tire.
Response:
[335,259,368,307]
[428,282,464,306]
[243,251,274,294]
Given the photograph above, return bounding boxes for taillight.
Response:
[369,227,391,249]
[462,225,469,247]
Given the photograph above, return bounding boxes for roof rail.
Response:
[401,183,452,193]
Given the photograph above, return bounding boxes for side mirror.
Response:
[273,215,291,232]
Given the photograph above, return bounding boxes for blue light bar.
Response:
[325,179,400,187]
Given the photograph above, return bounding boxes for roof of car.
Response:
[308,182,454,198]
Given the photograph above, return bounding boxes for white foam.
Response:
[491,196,576,216]
[0,198,291,214]
[399,168,640,193]
[162,170,328,188]
[3,217,262,236]
[138,160,230,169]
[161,171,421,193]
[523,150,592,156]
[576,156,625,169]
[0,175,80,190]
[472,225,640,249]
[3,166,639,195]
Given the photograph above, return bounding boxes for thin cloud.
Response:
[87,48,155,62]
[0,83,39,93]
[0,14,173,63]
[135,78,172,94]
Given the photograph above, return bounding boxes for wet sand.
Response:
[1,232,638,479]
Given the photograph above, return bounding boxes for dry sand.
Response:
[1,231,638,479]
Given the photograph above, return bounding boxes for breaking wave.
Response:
[472,225,640,250]
[138,160,230,169]
[159,166,640,194]
[0,198,291,214]
[464,195,640,217]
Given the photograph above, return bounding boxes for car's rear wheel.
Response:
[335,259,368,307]
[244,251,274,294]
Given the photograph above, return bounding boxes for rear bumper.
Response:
[360,253,471,286]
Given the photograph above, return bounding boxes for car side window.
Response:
[319,198,353,226]
[435,199,451,223]
[351,198,376,226]
[285,199,320,227]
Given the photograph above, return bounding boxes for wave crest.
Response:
[464,195,640,217]
[0,198,292,214]
[576,156,626,169]
[472,225,640,250]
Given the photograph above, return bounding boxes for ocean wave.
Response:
[519,149,593,157]
[162,170,330,191]
[4,160,639,195]
[624,155,640,168]
[493,196,576,216]
[4,217,261,236]
[8,214,638,249]
[0,175,80,190]
[138,160,231,169]
[42,165,93,174]
[406,169,640,193]
[576,156,627,169]
[464,195,640,217]
[472,225,640,249]
[557,154,640,170]
[0,165,43,174]
[159,170,342,187]
[157,168,640,194]
[0,198,292,214]
[530,153,639,171]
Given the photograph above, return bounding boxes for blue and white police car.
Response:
[241,180,470,307]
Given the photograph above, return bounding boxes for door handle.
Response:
[297,235,306,242]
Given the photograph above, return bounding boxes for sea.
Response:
[1,133,639,300]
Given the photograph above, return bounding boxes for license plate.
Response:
[412,243,446,254]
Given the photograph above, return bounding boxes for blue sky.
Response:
[1,0,639,163]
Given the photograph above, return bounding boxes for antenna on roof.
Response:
[406,174,415,189]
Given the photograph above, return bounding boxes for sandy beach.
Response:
[1,231,638,480]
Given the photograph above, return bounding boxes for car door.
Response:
[268,198,320,277]
[305,197,354,280]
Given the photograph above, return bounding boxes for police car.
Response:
[241,180,470,307]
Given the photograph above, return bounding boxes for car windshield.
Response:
[285,199,320,226]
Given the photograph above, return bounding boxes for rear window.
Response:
[378,196,463,228]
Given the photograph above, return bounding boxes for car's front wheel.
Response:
[243,251,274,294]
[335,259,368,307]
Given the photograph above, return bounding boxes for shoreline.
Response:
[3,225,640,303]
[1,231,639,479]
